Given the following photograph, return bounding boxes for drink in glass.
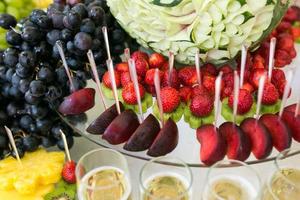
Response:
[202,160,261,200]
[76,148,132,200]
[262,148,300,200]
[140,156,193,200]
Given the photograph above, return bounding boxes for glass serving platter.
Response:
[60,46,300,168]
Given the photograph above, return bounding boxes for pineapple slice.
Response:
[0,148,65,195]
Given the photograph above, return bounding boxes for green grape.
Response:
[0,2,6,13]
[6,6,20,20]
[4,0,23,9]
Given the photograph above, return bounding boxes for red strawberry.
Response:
[237,53,253,71]
[103,70,121,89]
[122,83,145,105]
[135,59,149,77]
[145,69,163,86]
[191,85,210,98]
[252,54,265,69]
[160,86,180,113]
[221,87,233,100]
[160,61,169,71]
[203,75,218,95]
[275,49,292,68]
[291,27,300,40]
[121,72,132,87]
[201,63,218,76]
[178,66,198,87]
[145,85,156,96]
[262,82,279,105]
[277,80,291,99]
[276,21,292,33]
[179,86,192,103]
[284,7,300,22]
[190,94,213,117]
[277,35,294,52]
[222,72,234,88]
[271,69,285,88]
[161,69,180,89]
[116,62,129,73]
[62,160,76,184]
[228,89,253,115]
[290,46,297,59]
[249,68,266,89]
[218,64,233,74]
[149,53,166,69]
[237,68,251,83]
[242,82,254,94]
[131,51,149,61]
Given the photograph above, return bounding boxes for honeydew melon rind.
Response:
[221,98,257,125]
[101,83,122,100]
[153,102,184,123]
[183,103,214,129]
[107,0,290,64]
[261,100,281,115]
[120,92,153,113]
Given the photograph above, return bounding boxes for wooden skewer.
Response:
[268,38,277,81]
[128,58,144,122]
[256,74,266,120]
[233,71,240,124]
[102,26,112,60]
[154,69,164,127]
[59,130,71,162]
[214,72,223,127]
[124,48,131,62]
[4,126,22,167]
[279,70,293,118]
[239,45,247,88]
[168,51,174,86]
[87,50,107,110]
[56,41,75,92]
[195,50,201,85]
[106,59,121,115]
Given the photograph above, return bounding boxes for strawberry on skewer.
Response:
[60,130,76,184]
[183,52,215,129]
[153,52,183,123]
[260,38,282,115]
[222,48,256,124]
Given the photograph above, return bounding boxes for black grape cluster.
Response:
[0,0,139,159]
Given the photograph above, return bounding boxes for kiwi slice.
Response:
[44,188,75,200]
[153,102,184,122]
[101,83,122,100]
[44,180,76,200]
[261,100,282,115]
[221,98,257,125]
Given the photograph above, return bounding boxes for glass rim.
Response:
[273,148,300,188]
[205,159,262,200]
[75,148,130,191]
[139,156,193,200]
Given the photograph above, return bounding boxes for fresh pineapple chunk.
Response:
[0,148,65,196]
